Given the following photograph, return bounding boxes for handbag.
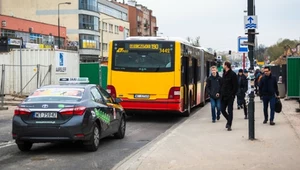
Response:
[275,98,282,113]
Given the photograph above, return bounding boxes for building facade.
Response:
[112,0,158,36]
[0,14,66,50]
[0,0,129,62]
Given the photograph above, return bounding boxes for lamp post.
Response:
[58,2,71,49]
[100,17,115,58]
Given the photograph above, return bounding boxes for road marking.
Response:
[0,141,16,149]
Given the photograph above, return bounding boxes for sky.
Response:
[125,0,300,52]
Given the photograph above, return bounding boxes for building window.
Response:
[102,22,108,31]
[79,14,99,31]
[114,25,119,34]
[79,34,100,49]
[30,33,43,44]
[109,24,113,33]
[79,0,97,12]
[98,3,127,21]
[102,43,108,52]
[1,29,16,37]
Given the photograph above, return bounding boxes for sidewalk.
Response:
[113,98,300,170]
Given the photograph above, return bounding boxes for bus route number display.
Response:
[116,43,171,54]
[129,44,159,49]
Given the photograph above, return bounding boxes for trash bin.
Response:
[278,76,286,98]
[278,83,286,98]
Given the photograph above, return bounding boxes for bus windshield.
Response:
[112,41,175,72]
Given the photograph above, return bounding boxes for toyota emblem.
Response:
[42,104,48,108]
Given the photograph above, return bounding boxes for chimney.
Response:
[128,0,137,6]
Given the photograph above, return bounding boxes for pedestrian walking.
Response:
[254,69,262,95]
[220,61,238,131]
[206,66,222,123]
[236,69,248,119]
[259,66,279,125]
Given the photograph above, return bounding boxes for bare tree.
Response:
[194,36,200,47]
[186,36,200,47]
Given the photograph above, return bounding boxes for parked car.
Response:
[12,77,126,152]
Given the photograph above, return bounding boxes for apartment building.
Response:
[112,0,158,36]
[0,0,129,62]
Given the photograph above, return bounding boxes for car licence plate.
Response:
[34,112,57,118]
[134,94,150,99]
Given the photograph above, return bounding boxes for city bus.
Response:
[107,36,215,116]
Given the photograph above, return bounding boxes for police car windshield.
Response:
[26,88,84,102]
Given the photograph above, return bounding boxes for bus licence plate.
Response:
[134,94,150,99]
[34,112,58,118]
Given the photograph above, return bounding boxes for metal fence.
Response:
[0,64,52,97]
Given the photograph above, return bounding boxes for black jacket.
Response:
[259,74,279,96]
[221,69,238,100]
[206,74,222,99]
[237,74,248,98]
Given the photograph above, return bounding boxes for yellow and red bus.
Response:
[107,37,215,116]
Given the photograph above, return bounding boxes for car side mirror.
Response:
[115,98,122,104]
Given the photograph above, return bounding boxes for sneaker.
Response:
[270,121,275,126]
[263,120,267,124]
[212,120,216,123]
[217,115,220,120]
[237,106,240,110]
[244,115,248,119]
[227,126,232,131]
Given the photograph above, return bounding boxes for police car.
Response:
[12,77,126,152]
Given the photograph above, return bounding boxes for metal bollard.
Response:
[248,85,255,140]
[0,64,8,110]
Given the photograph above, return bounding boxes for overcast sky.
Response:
[126,0,300,52]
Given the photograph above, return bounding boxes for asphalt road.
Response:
[0,110,197,170]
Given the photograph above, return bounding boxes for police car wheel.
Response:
[85,123,100,152]
[114,115,126,139]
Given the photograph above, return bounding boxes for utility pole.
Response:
[247,0,255,140]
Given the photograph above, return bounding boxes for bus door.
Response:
[181,56,189,111]
[192,57,199,105]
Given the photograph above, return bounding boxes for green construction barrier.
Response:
[287,57,300,98]
[80,63,100,85]
[99,65,107,90]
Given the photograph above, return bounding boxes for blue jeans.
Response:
[263,96,276,121]
[210,98,221,121]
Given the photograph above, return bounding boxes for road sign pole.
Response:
[243,53,246,70]
[247,0,255,140]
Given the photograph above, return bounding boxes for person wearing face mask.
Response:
[259,66,279,125]
[206,66,222,123]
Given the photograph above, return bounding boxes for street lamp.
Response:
[100,17,115,58]
[58,2,71,49]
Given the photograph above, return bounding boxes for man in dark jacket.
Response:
[237,69,248,119]
[221,61,238,131]
[259,66,279,125]
[206,66,222,123]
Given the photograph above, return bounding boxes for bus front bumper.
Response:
[120,99,182,112]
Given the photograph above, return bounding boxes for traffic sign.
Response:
[244,15,257,30]
[238,37,248,53]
